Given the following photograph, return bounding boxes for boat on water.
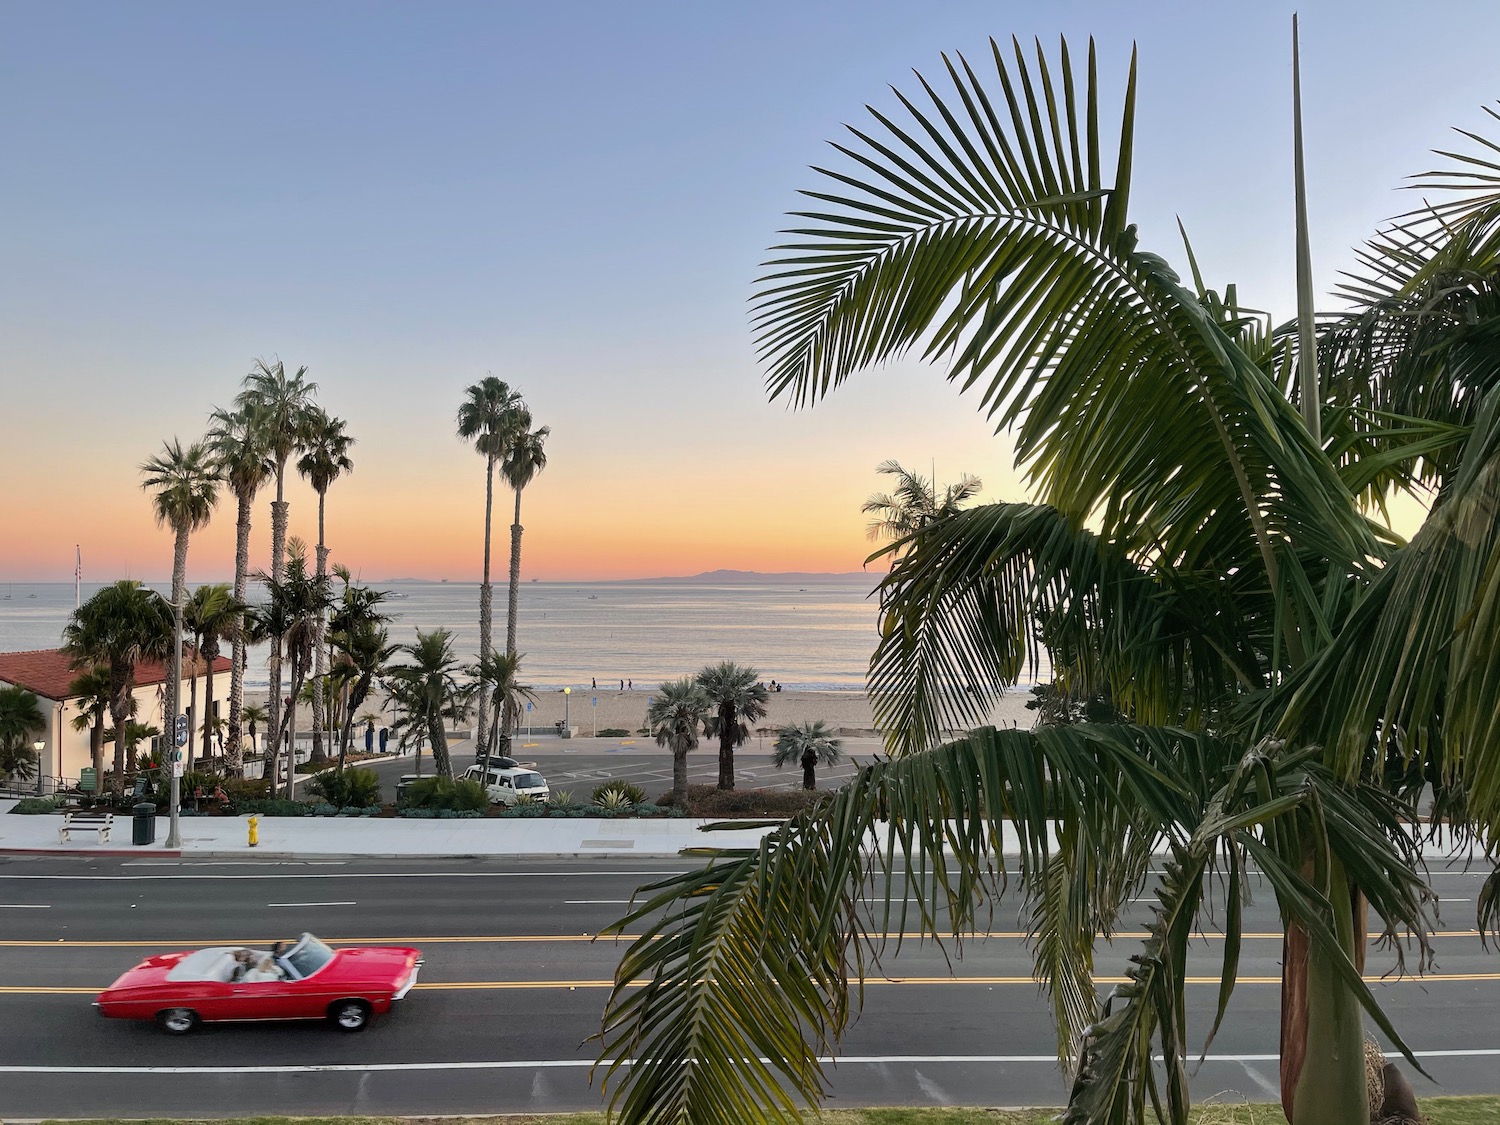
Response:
[587,595,598,600]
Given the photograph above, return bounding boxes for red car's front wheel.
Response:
[158,1008,200,1035]
[328,999,371,1032]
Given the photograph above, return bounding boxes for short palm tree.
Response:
[384,628,470,780]
[207,402,272,775]
[695,661,768,790]
[241,702,267,756]
[297,406,355,763]
[141,438,220,746]
[646,677,711,809]
[236,358,318,772]
[469,650,536,771]
[66,665,112,793]
[328,569,394,769]
[771,720,843,789]
[0,685,46,784]
[63,581,173,794]
[183,583,238,768]
[456,375,525,754]
[862,459,982,550]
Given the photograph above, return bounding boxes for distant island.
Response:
[615,569,881,585]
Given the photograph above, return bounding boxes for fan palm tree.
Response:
[328,568,394,769]
[242,702,267,756]
[0,685,45,785]
[236,357,318,773]
[771,720,844,789]
[862,459,983,549]
[593,39,1466,1125]
[63,581,173,795]
[297,407,355,763]
[499,418,549,742]
[246,540,330,797]
[456,376,525,754]
[184,584,239,768]
[469,650,537,771]
[141,438,220,756]
[646,677,711,809]
[695,661,768,790]
[67,666,112,794]
[207,403,272,776]
[383,628,470,780]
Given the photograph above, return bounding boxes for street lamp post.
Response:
[33,739,45,796]
[562,687,571,735]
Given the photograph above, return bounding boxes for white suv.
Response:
[462,764,550,806]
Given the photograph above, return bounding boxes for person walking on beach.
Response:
[620,679,625,692]
[591,678,596,691]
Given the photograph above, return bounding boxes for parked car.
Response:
[462,763,549,805]
[94,932,422,1034]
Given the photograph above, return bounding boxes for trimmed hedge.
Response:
[9,797,61,814]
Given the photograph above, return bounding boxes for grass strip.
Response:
[40,1099,1500,1125]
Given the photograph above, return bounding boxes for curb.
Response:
[0,847,184,857]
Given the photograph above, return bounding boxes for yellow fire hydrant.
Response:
[247,815,259,848]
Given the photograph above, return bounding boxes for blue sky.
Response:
[3,1,1497,580]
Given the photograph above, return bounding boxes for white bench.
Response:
[58,810,114,844]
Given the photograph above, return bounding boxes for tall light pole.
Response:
[33,739,45,796]
[562,686,571,735]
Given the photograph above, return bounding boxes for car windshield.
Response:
[514,772,544,789]
[283,934,335,978]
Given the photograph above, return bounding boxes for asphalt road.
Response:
[358,732,874,803]
[1,853,1496,1118]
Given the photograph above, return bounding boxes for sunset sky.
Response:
[2,1,1494,582]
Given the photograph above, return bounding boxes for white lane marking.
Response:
[0,871,688,881]
[122,861,349,868]
[0,904,50,909]
[267,901,356,908]
[565,900,633,904]
[1,1049,1497,1074]
[1440,898,1471,902]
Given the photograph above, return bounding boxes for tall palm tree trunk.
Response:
[672,743,689,807]
[476,453,496,754]
[169,524,189,785]
[266,471,288,787]
[109,692,131,796]
[186,660,199,771]
[717,704,736,790]
[429,715,452,780]
[202,657,217,766]
[89,717,105,797]
[275,654,305,799]
[225,489,252,777]
[310,492,329,763]
[501,488,524,742]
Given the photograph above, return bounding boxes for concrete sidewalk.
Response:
[0,797,779,858]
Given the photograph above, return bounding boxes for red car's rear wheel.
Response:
[329,999,371,1032]
[158,1008,200,1035]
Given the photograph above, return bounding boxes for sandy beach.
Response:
[241,685,1040,739]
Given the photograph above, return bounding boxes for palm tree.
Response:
[499,418,549,743]
[771,721,843,790]
[328,569,394,769]
[862,459,983,549]
[456,376,525,754]
[141,439,220,758]
[207,403,272,776]
[695,661,768,790]
[383,628,470,780]
[297,407,355,764]
[236,358,318,772]
[184,584,238,768]
[63,581,173,795]
[0,685,46,785]
[246,540,330,797]
[595,40,1453,1125]
[646,677,711,809]
[66,666,112,795]
[242,702,267,757]
[469,650,537,771]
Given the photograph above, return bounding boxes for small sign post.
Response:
[591,695,598,737]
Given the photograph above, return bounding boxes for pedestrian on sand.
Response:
[591,677,596,691]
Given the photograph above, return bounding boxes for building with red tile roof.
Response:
[0,648,231,790]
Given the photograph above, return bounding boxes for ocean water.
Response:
[0,579,896,692]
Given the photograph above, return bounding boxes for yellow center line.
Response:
[8,972,1500,997]
[0,930,1482,949]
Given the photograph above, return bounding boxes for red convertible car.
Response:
[95,932,422,1034]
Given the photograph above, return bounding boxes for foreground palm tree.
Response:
[384,629,469,780]
[646,678,711,809]
[297,407,355,763]
[771,720,843,789]
[695,661,768,790]
[141,438,220,758]
[0,686,46,785]
[63,582,172,795]
[862,459,982,549]
[207,403,272,777]
[328,568,394,768]
[456,376,525,754]
[236,358,318,773]
[595,39,1468,1125]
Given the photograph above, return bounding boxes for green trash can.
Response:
[132,802,156,846]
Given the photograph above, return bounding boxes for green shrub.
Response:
[10,797,60,814]
[674,784,826,817]
[305,767,381,809]
[403,776,489,812]
[397,807,483,819]
[597,728,630,737]
[592,781,647,806]
[545,788,575,808]
[594,787,636,812]
[222,777,269,803]
[180,770,225,795]
[234,798,312,817]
